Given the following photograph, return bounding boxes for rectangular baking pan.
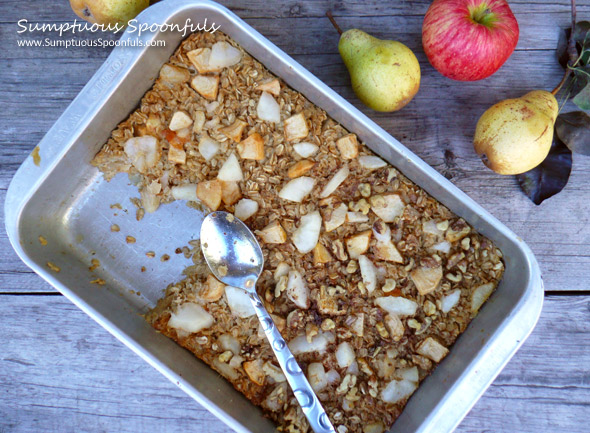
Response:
[5,1,543,432]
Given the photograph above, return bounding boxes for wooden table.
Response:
[2,1,589,432]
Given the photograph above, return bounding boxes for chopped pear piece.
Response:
[346,212,369,223]
[346,230,372,259]
[293,142,319,158]
[313,243,332,264]
[336,134,358,159]
[278,177,315,202]
[274,262,291,281]
[209,41,243,69]
[190,75,220,100]
[372,220,403,262]
[288,331,335,355]
[171,184,198,201]
[431,241,451,254]
[168,142,186,165]
[351,313,364,337]
[186,47,221,74]
[319,164,349,198]
[225,286,256,318]
[256,78,280,96]
[441,289,461,313]
[335,342,355,368]
[358,255,377,293]
[370,194,405,223]
[220,181,241,205]
[416,337,449,362]
[323,203,347,232]
[288,159,315,178]
[145,114,162,134]
[219,334,241,355]
[381,368,419,404]
[159,63,191,84]
[374,241,403,263]
[217,153,243,181]
[169,111,193,131]
[284,112,309,142]
[410,265,443,295]
[212,358,239,381]
[238,133,265,160]
[205,100,220,114]
[286,270,310,309]
[141,190,160,213]
[198,135,220,161]
[358,155,387,170]
[168,302,214,333]
[243,359,266,386]
[292,211,322,254]
[234,198,259,221]
[220,119,248,142]
[257,91,281,123]
[124,136,158,173]
[446,220,471,242]
[422,219,444,237]
[263,361,286,383]
[384,314,404,341]
[196,180,222,211]
[198,274,226,302]
[471,282,495,313]
[375,296,418,316]
[258,221,287,244]
[307,362,328,392]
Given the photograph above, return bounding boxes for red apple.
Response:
[422,0,519,81]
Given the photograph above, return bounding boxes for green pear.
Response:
[338,29,421,112]
[70,0,149,27]
[473,90,558,175]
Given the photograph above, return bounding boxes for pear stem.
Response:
[326,11,343,36]
[551,0,577,95]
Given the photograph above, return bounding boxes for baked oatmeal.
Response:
[92,31,504,433]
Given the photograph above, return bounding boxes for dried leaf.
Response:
[573,80,590,110]
[516,134,572,205]
[573,21,590,55]
[555,111,590,155]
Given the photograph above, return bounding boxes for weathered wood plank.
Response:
[0,294,587,432]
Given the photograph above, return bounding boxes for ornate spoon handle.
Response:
[248,292,336,433]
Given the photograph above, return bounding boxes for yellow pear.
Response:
[70,0,149,27]
[338,29,420,112]
[473,90,558,175]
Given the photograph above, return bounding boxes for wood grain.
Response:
[0,294,588,433]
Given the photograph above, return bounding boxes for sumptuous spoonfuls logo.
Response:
[17,17,221,37]
[16,17,220,48]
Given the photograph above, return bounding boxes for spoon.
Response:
[200,211,336,433]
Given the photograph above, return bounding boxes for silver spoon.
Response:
[200,211,336,433]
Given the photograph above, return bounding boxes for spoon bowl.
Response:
[200,212,263,290]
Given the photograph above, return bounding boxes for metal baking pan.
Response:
[5,1,543,431]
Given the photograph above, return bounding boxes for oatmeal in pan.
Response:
[92,31,504,433]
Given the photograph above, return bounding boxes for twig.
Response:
[552,0,578,95]
[326,11,343,35]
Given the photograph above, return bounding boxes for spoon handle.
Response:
[248,292,336,433]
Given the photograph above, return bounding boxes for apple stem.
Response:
[551,0,577,95]
[326,11,343,36]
